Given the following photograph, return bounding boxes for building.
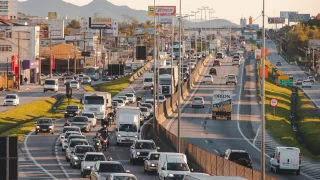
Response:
[240,17,247,28]
[0,19,40,85]
[0,0,17,20]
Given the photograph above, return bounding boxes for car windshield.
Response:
[65,132,80,139]
[144,78,153,82]
[75,146,95,153]
[140,108,148,112]
[72,117,88,122]
[150,153,160,160]
[119,124,137,132]
[83,77,89,80]
[71,81,78,84]
[125,94,134,97]
[45,80,55,85]
[68,136,85,142]
[85,155,106,161]
[63,127,79,133]
[167,163,189,171]
[67,106,79,110]
[229,152,250,160]
[135,142,156,149]
[115,99,124,104]
[158,96,164,100]
[159,79,171,85]
[145,101,154,105]
[112,102,118,106]
[70,141,88,148]
[99,163,125,173]
[82,113,94,118]
[37,119,52,124]
[118,96,127,100]
[194,97,202,101]
[66,77,73,80]
[5,95,17,99]
[84,96,104,105]
[205,76,211,78]
[141,104,152,108]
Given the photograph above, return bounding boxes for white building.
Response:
[0,20,40,83]
[0,0,17,20]
[240,17,247,28]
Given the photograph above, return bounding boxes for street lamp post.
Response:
[204,7,213,53]
[153,0,157,129]
[177,0,182,153]
[198,8,204,55]
[191,11,200,63]
[261,0,266,179]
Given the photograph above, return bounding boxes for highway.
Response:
[18,71,157,179]
[162,54,315,180]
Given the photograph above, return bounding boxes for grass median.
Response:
[262,66,320,160]
[297,90,320,158]
[0,97,62,142]
[57,95,83,111]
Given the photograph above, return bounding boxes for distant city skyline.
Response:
[19,0,318,28]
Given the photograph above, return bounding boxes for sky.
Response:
[20,0,319,27]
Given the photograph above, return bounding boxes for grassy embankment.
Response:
[259,62,320,159]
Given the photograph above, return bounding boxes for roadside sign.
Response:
[270,98,278,107]
[279,79,293,85]
[278,75,289,81]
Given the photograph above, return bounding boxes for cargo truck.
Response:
[115,106,140,145]
[81,93,112,120]
[158,66,178,96]
[211,90,233,120]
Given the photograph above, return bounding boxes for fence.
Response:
[152,55,279,180]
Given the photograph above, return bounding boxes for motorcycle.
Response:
[101,137,108,151]
[93,138,101,152]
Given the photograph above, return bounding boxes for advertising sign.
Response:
[135,27,155,35]
[255,48,268,59]
[245,24,259,30]
[280,11,298,18]
[160,16,173,24]
[289,14,310,22]
[89,17,112,29]
[48,12,57,19]
[148,6,176,16]
[268,17,285,24]
[308,40,320,50]
[22,60,30,70]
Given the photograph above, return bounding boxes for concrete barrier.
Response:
[129,62,150,82]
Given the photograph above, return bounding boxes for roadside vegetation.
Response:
[0,97,61,142]
[260,64,320,159]
[297,90,320,158]
[96,74,132,97]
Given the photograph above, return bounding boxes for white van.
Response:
[269,147,301,175]
[183,174,247,180]
[43,79,59,93]
[158,153,191,180]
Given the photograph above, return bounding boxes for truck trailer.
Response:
[211,90,233,120]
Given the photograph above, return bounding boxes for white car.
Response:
[112,101,119,109]
[80,152,106,177]
[125,93,136,104]
[106,173,137,180]
[192,96,204,108]
[269,147,301,175]
[59,126,81,146]
[140,107,151,120]
[66,139,89,161]
[80,112,97,127]
[226,74,238,85]
[302,80,312,88]
[117,96,129,105]
[70,80,80,90]
[140,103,153,115]
[3,94,19,106]
[82,76,92,85]
[64,76,74,84]
[144,152,161,174]
[62,131,82,152]
[202,75,213,83]
[112,98,125,107]
[63,134,86,152]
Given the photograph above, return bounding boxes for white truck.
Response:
[116,106,141,145]
[158,153,191,180]
[212,90,233,120]
[158,66,178,96]
[143,73,154,89]
[81,93,112,121]
[240,41,246,48]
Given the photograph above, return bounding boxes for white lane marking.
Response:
[24,131,58,180]
[235,58,315,180]
[253,125,261,146]
[54,137,71,179]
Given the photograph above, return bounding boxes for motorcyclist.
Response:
[99,125,108,136]
[93,133,100,142]
[64,120,71,126]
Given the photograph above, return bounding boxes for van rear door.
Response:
[279,148,300,170]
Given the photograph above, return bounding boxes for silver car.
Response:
[144,152,161,174]
[192,96,204,108]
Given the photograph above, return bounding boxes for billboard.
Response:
[48,19,65,39]
[89,17,112,29]
[308,40,320,50]
[245,24,259,30]
[48,12,57,19]
[135,27,155,35]
[280,11,298,18]
[148,6,176,16]
[160,16,173,24]
[289,14,310,22]
[268,17,285,24]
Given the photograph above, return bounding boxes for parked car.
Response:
[35,118,54,135]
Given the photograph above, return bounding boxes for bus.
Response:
[83,66,101,81]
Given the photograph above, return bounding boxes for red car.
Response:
[213,60,221,66]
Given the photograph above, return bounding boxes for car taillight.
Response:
[277,152,280,164]
[201,100,204,103]
[193,101,195,103]
[250,158,252,164]
[299,153,301,164]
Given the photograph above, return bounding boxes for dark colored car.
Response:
[90,161,129,180]
[64,105,81,118]
[276,62,282,66]
[223,149,253,168]
[70,116,91,132]
[70,145,95,168]
[213,60,221,66]
[209,68,217,75]
[35,118,54,135]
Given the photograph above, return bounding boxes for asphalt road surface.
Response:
[162,54,314,180]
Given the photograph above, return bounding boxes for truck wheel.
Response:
[296,169,300,175]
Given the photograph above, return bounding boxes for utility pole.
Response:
[261,0,266,179]
[177,0,182,153]
[6,57,8,89]
[74,34,77,74]
[38,28,42,85]
[198,8,204,55]
[153,0,157,129]
[171,15,174,100]
[192,11,200,62]
[49,30,52,78]
[16,31,30,90]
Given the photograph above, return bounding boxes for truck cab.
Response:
[81,93,111,120]
[159,74,174,96]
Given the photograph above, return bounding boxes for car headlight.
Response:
[151,164,155,167]
[64,112,67,114]
[168,174,174,177]
[136,152,140,155]
[36,126,40,128]
[74,156,79,160]
[85,166,91,169]
[117,134,121,137]
[134,135,138,138]
[49,126,53,128]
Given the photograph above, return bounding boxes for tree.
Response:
[67,20,81,29]
[64,28,71,36]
